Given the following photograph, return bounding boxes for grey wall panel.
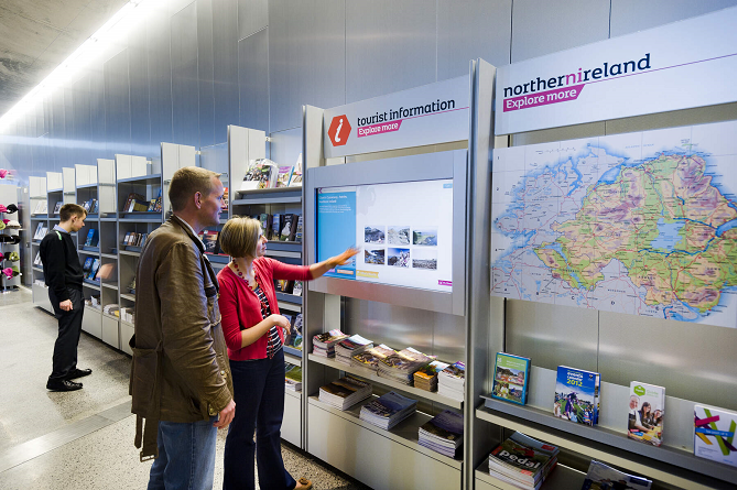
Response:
[238,0,268,40]
[212,0,240,142]
[73,76,92,165]
[104,49,132,156]
[269,127,302,168]
[437,0,512,80]
[268,0,346,132]
[148,11,173,147]
[346,0,435,103]
[238,28,269,133]
[598,312,737,411]
[506,300,600,373]
[197,0,215,148]
[344,298,466,363]
[129,20,153,157]
[199,141,229,175]
[511,0,610,63]
[89,68,107,159]
[610,0,737,37]
[51,90,65,170]
[63,87,74,166]
[171,3,200,145]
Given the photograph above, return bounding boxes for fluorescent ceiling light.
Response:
[0,0,167,133]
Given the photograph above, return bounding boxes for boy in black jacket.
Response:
[40,203,91,391]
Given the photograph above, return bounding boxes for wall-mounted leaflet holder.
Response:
[305,150,467,316]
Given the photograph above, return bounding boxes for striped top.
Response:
[254,282,281,358]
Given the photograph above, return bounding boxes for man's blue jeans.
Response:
[147,416,218,490]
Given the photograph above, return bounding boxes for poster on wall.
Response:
[491,120,737,328]
[317,180,454,293]
[495,6,737,135]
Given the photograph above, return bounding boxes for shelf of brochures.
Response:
[31,214,48,220]
[118,216,161,223]
[308,354,463,410]
[78,249,98,256]
[474,462,586,490]
[120,293,136,302]
[102,283,118,291]
[276,292,303,306]
[119,250,140,257]
[83,280,101,292]
[102,312,118,321]
[308,395,462,469]
[117,174,162,185]
[284,351,302,365]
[476,404,736,489]
[232,186,303,206]
[283,345,303,358]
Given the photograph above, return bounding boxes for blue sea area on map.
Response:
[716,218,737,237]
[650,219,685,250]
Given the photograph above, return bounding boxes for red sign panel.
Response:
[328,115,351,147]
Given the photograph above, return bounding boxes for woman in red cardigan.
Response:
[217,216,356,490]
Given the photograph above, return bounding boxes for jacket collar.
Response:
[170,214,205,253]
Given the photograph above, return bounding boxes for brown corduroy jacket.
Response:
[129,215,233,460]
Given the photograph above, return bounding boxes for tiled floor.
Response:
[0,287,370,490]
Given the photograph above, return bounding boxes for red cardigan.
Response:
[217,258,313,361]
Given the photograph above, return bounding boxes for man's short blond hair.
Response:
[219,216,262,258]
[168,166,220,212]
[59,203,87,222]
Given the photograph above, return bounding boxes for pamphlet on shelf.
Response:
[359,391,417,430]
[418,410,463,458]
[335,334,373,366]
[554,365,600,426]
[312,329,349,358]
[627,381,665,447]
[377,347,432,385]
[488,432,559,490]
[318,376,372,411]
[437,361,465,402]
[350,344,396,371]
[413,360,449,392]
[270,214,281,241]
[284,364,302,392]
[580,460,652,490]
[491,352,530,406]
[694,404,737,467]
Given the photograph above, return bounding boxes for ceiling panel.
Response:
[0,0,128,116]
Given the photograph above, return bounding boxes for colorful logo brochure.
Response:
[491,352,530,406]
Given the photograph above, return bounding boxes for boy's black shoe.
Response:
[46,379,83,392]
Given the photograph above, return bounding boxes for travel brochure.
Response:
[554,366,600,427]
[491,352,530,406]
[628,382,665,447]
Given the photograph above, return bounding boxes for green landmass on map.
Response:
[535,153,737,313]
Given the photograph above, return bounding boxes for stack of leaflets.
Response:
[694,404,737,467]
[418,410,463,458]
[554,366,600,426]
[488,432,559,490]
[414,360,449,392]
[318,376,372,410]
[351,344,396,371]
[312,329,349,358]
[491,352,531,406]
[335,334,373,366]
[438,361,465,402]
[628,381,665,447]
[377,347,432,385]
[284,364,302,392]
[359,391,417,430]
[581,460,652,490]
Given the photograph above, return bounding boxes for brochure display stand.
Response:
[31,172,63,313]
[302,59,496,490]
[30,176,50,311]
[227,125,305,448]
[475,9,737,490]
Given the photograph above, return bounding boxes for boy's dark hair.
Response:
[60,203,87,222]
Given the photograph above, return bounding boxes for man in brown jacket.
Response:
[130,166,235,490]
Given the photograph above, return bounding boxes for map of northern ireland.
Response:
[491,121,737,328]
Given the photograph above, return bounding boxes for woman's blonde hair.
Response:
[219,216,262,258]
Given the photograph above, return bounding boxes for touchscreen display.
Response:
[316,179,453,293]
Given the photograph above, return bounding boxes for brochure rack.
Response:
[227,125,305,448]
[474,12,737,490]
[30,176,50,310]
[301,59,496,490]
